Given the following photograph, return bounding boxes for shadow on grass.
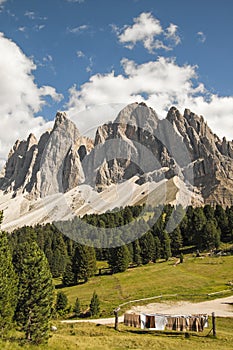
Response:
[55,281,87,289]
[123,328,211,339]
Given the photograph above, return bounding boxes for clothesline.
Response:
[124,312,209,332]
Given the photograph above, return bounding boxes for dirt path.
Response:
[61,295,233,325]
[131,295,233,317]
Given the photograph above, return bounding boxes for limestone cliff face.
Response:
[0,112,90,198]
[167,107,233,207]
[1,103,233,207]
[38,112,84,197]
[83,102,233,206]
[0,133,39,194]
[83,102,173,187]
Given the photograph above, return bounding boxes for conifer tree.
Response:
[89,291,100,316]
[139,232,155,264]
[169,227,183,256]
[202,220,221,250]
[62,262,75,286]
[215,204,229,242]
[153,236,162,262]
[50,234,68,277]
[108,245,130,273]
[72,244,96,283]
[0,213,18,336]
[161,231,171,261]
[132,239,142,266]
[73,297,81,317]
[55,291,68,315]
[13,241,54,344]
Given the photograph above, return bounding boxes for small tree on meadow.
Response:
[73,297,81,317]
[55,291,68,315]
[89,291,100,317]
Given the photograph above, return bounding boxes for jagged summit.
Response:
[0,111,90,198]
[114,102,159,131]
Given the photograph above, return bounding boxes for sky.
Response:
[0,0,233,166]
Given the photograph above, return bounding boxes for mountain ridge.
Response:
[0,102,233,231]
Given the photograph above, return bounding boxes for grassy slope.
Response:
[1,318,233,350]
[1,255,233,350]
[57,255,233,316]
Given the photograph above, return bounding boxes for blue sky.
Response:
[0,0,233,164]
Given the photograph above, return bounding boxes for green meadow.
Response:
[1,317,233,350]
[2,254,232,350]
[57,255,233,316]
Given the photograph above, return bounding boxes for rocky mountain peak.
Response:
[114,102,159,133]
[54,111,68,125]
[0,111,89,198]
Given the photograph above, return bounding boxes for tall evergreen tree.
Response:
[139,232,155,264]
[62,262,75,287]
[215,204,229,242]
[202,220,221,250]
[72,244,96,283]
[161,231,171,261]
[50,234,68,278]
[132,239,142,266]
[192,207,207,249]
[0,213,18,336]
[153,236,162,262]
[108,245,130,273]
[169,227,183,256]
[13,241,54,344]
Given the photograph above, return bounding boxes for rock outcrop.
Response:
[83,102,175,188]
[0,112,92,198]
[82,102,233,206]
[167,107,233,207]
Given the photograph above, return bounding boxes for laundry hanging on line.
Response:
[124,312,208,332]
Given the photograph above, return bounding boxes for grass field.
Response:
[1,317,233,350]
[1,255,233,349]
[56,255,233,317]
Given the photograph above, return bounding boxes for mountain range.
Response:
[1,102,233,232]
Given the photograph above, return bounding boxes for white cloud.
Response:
[76,50,85,58]
[24,11,35,19]
[34,24,45,31]
[117,12,181,53]
[0,33,63,167]
[43,54,53,62]
[68,25,89,34]
[165,23,181,45]
[65,56,233,140]
[18,26,26,32]
[86,56,94,74]
[24,11,47,21]
[197,31,206,43]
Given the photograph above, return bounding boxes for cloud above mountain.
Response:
[115,12,181,53]
[66,56,233,141]
[0,33,62,167]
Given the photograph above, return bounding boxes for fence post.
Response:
[212,312,216,337]
[114,307,120,331]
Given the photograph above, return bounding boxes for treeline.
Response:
[8,204,233,285]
